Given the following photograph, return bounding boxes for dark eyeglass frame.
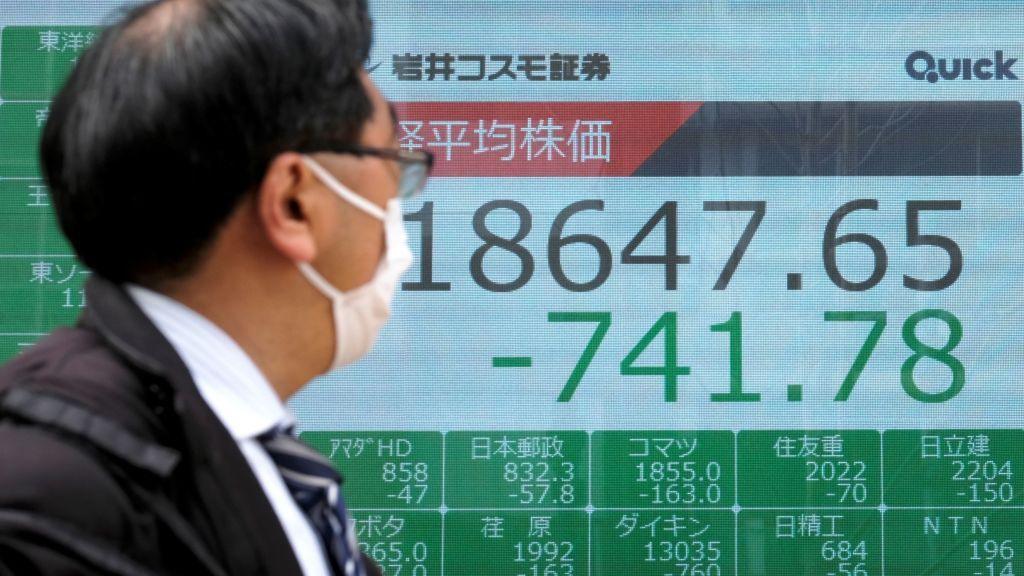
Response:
[327,145,434,199]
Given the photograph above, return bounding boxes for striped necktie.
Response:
[259,427,366,576]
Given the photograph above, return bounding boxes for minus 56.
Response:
[548,309,964,404]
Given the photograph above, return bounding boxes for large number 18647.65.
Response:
[402,199,962,293]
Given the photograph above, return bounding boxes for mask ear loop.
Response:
[297,262,346,301]
[301,155,386,221]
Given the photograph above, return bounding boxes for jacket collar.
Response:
[81,276,194,385]
[81,275,304,576]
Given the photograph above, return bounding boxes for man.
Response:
[0,0,431,574]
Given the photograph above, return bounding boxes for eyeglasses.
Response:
[328,145,434,200]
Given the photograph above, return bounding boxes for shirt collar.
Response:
[126,284,292,440]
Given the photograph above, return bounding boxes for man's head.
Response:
[41,0,379,285]
[41,0,421,388]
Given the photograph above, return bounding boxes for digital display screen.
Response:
[1,2,1022,574]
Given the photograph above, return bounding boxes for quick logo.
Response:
[905,50,1017,83]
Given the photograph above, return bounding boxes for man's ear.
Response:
[256,152,321,263]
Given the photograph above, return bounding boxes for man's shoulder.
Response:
[0,327,176,571]
[0,325,163,525]
[0,421,160,576]
[0,419,135,540]
[0,325,165,439]
[1,325,136,395]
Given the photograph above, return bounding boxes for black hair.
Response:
[40,0,374,284]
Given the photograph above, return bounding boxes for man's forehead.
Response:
[360,70,397,138]
[386,101,398,130]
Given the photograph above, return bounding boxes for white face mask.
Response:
[297,155,413,371]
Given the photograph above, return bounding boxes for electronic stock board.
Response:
[1,2,1022,575]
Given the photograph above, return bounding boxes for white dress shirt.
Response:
[126,284,332,576]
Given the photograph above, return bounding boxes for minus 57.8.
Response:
[494,310,965,405]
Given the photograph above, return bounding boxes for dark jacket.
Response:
[0,276,380,576]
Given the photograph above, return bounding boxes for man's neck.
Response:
[153,273,330,401]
